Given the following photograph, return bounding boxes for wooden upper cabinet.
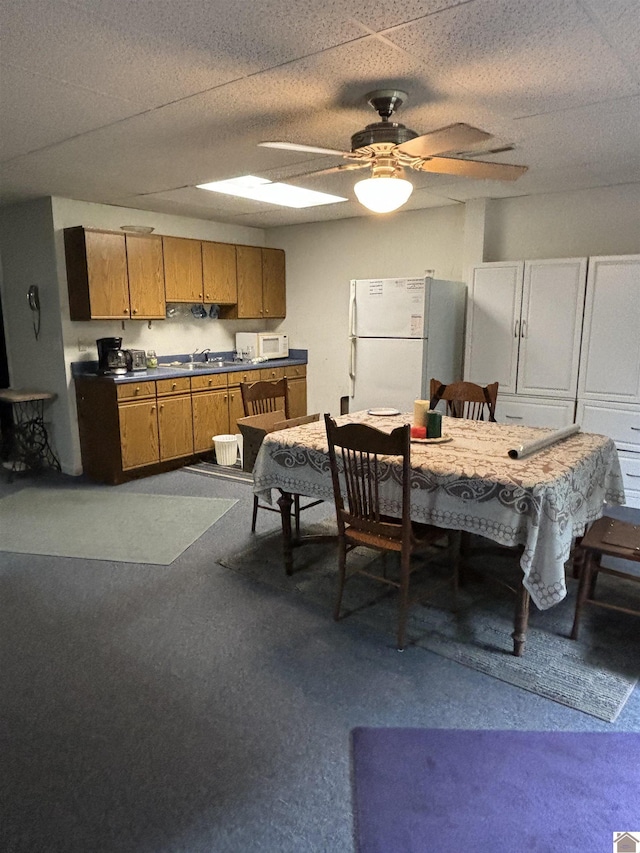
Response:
[224,245,286,319]
[202,241,237,304]
[125,234,165,319]
[163,236,203,302]
[65,227,129,320]
[262,248,286,318]
[236,245,264,318]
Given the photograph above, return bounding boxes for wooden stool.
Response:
[571,515,640,640]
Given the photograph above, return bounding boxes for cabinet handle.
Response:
[520,320,527,338]
[265,308,269,314]
[205,293,210,300]
[172,382,177,390]
[151,405,156,412]
[514,320,520,338]
[132,308,138,315]
[123,308,128,314]
[160,404,164,411]
[505,414,523,420]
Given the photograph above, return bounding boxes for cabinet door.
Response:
[202,241,237,304]
[465,263,523,395]
[119,400,160,470]
[192,389,230,453]
[236,245,263,318]
[85,230,130,319]
[158,394,194,460]
[578,255,640,403]
[125,234,165,319]
[287,377,307,419]
[262,248,286,318]
[517,259,586,397]
[163,237,203,302]
[227,384,246,433]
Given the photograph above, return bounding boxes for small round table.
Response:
[0,389,61,476]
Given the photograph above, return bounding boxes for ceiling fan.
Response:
[259,89,528,212]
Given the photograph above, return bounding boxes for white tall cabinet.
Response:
[465,258,587,428]
[576,255,640,508]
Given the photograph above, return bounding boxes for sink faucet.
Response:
[190,347,211,363]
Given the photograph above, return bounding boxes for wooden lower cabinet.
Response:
[75,364,307,484]
[158,394,193,460]
[193,389,230,452]
[119,400,160,469]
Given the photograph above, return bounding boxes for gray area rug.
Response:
[219,522,638,721]
[0,488,237,565]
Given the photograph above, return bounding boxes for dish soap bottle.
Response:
[146,349,158,369]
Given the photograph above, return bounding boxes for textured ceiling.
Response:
[1,0,639,228]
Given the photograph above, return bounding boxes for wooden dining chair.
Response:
[571,515,640,640]
[324,414,458,650]
[241,378,322,535]
[429,379,499,422]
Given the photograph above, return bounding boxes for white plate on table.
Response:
[367,408,401,416]
[411,435,452,444]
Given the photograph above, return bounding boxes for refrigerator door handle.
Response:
[349,337,356,395]
[348,283,357,338]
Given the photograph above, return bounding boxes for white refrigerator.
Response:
[348,276,466,413]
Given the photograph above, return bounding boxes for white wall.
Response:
[484,184,640,261]
[0,198,73,469]
[267,204,465,416]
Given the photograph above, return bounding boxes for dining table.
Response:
[252,411,626,655]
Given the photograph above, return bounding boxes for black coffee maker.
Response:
[97,337,129,375]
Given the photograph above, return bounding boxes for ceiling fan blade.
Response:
[287,162,370,180]
[259,141,350,157]
[417,157,528,181]
[397,124,492,158]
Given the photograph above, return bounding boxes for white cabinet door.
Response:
[578,255,640,403]
[518,258,587,397]
[495,395,575,429]
[465,262,522,394]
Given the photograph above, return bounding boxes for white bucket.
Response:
[213,434,238,467]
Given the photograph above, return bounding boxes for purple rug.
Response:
[352,728,640,852]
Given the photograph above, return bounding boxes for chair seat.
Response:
[345,521,447,552]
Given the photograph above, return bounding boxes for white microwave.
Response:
[235,332,289,360]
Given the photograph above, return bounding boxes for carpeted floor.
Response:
[218,522,639,721]
[351,728,640,852]
[0,487,237,564]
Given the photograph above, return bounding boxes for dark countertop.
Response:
[72,350,307,383]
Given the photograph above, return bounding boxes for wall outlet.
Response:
[77,338,93,353]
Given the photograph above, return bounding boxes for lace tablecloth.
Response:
[253,413,625,610]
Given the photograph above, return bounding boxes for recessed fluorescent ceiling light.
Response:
[196,175,347,208]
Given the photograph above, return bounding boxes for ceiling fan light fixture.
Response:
[353,175,413,213]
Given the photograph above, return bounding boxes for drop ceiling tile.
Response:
[385,0,639,117]
[0,64,140,161]
[579,0,640,82]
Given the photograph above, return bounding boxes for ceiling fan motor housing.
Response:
[350,122,418,151]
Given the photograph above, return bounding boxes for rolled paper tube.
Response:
[414,400,430,427]
[508,424,581,459]
[411,425,427,439]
